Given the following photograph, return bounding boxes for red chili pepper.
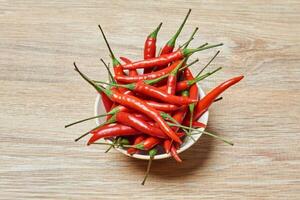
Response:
[122,43,222,70]
[100,92,113,112]
[73,63,182,143]
[163,140,172,153]
[193,76,244,120]
[170,145,182,162]
[134,137,160,151]
[182,120,206,129]
[171,90,189,132]
[88,123,141,145]
[119,56,138,76]
[166,61,182,95]
[144,23,162,74]
[115,60,183,83]
[127,135,146,155]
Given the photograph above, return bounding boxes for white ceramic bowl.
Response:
[94,83,208,160]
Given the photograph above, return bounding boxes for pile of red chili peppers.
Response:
[66,9,244,185]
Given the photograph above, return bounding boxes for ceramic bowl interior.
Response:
[94,83,208,160]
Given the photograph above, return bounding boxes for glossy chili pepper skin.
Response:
[171,90,189,132]
[136,137,160,150]
[100,92,113,112]
[88,123,141,145]
[144,23,162,59]
[163,140,172,153]
[110,90,182,143]
[133,81,197,105]
[184,68,199,100]
[115,112,168,139]
[182,120,206,128]
[166,62,182,95]
[119,56,138,76]
[170,145,182,162]
[122,50,183,70]
[115,60,182,83]
[193,76,244,120]
[127,135,146,155]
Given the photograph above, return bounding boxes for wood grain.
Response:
[1,0,299,199]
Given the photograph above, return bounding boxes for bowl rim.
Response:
[94,82,208,160]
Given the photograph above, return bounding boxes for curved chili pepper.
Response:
[122,43,223,70]
[100,92,113,112]
[193,76,244,120]
[163,140,172,153]
[182,120,206,129]
[183,68,198,131]
[134,137,160,151]
[170,145,182,162]
[160,9,191,56]
[130,81,196,105]
[127,135,146,155]
[144,23,162,74]
[88,123,141,145]
[115,60,183,83]
[119,56,138,76]
[171,90,189,132]
[73,63,182,144]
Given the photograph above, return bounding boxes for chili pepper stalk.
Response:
[160,9,192,55]
[141,148,157,185]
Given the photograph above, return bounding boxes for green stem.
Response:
[214,97,223,102]
[98,25,121,67]
[148,22,162,39]
[166,9,191,47]
[73,62,112,97]
[182,27,199,49]
[196,50,220,77]
[167,122,234,146]
[141,148,157,185]
[189,67,222,86]
[65,113,108,128]
[74,124,102,142]
[183,43,223,56]
[100,58,116,84]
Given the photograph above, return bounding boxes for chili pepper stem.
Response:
[182,27,199,49]
[168,122,234,146]
[183,43,223,56]
[98,25,121,66]
[196,50,220,77]
[166,9,191,47]
[214,97,223,102]
[73,62,112,97]
[141,148,157,185]
[65,113,108,128]
[191,67,222,85]
[100,58,116,84]
[148,22,163,38]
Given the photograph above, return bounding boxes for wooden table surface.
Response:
[1,1,299,199]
